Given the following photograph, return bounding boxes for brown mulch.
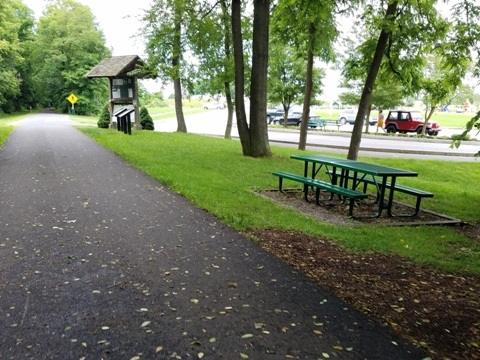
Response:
[250,190,480,360]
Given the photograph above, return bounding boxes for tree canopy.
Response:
[343,0,466,159]
[32,0,110,114]
[268,39,324,126]
[0,0,35,113]
[271,0,337,150]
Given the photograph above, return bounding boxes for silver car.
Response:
[339,109,377,125]
[338,109,356,124]
[203,102,226,110]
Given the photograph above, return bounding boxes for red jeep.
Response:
[385,110,441,136]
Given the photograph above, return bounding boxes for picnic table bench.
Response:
[327,170,433,216]
[272,171,368,217]
[310,119,343,131]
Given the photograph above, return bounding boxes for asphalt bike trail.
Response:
[0,114,426,359]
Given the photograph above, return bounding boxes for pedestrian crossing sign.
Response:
[67,93,78,104]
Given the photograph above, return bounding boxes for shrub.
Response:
[97,103,110,128]
[140,106,155,130]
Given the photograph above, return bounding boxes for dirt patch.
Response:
[250,190,480,359]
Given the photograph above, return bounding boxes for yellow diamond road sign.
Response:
[67,93,78,104]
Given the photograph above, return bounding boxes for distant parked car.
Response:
[338,109,377,125]
[267,107,284,124]
[338,109,356,124]
[203,102,225,110]
[273,112,302,126]
[306,115,324,128]
[385,110,441,136]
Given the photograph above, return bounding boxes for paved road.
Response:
[0,113,426,358]
[154,111,479,161]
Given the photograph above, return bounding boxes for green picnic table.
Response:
[278,155,433,218]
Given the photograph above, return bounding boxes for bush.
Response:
[140,106,155,130]
[97,103,110,128]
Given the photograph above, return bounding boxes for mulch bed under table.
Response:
[259,189,461,226]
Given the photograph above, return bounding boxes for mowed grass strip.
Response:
[0,111,32,145]
[76,127,480,276]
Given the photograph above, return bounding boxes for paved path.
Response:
[0,114,426,359]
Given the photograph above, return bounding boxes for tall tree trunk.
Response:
[173,0,187,133]
[221,0,233,139]
[347,1,398,160]
[298,23,315,150]
[248,0,271,157]
[173,77,186,132]
[282,98,291,128]
[231,0,250,154]
[224,82,233,139]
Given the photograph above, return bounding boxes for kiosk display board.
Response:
[112,78,134,99]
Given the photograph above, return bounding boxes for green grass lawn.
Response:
[148,106,206,121]
[147,99,209,120]
[70,114,98,125]
[3,112,478,277]
[427,111,476,128]
[0,124,14,146]
[0,111,32,144]
[76,127,480,276]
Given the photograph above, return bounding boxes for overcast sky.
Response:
[23,0,151,57]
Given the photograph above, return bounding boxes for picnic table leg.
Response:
[387,177,397,217]
[342,169,350,189]
[348,198,356,217]
[373,176,381,201]
[303,161,309,178]
[330,166,338,185]
[352,172,358,190]
[375,176,389,217]
[315,187,321,205]
[339,169,351,203]
[326,166,339,201]
[303,183,310,202]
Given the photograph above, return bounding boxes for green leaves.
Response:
[0,0,30,110]
[31,0,110,114]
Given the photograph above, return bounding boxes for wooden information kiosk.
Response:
[85,55,145,130]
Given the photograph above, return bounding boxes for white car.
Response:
[338,109,357,124]
[339,109,377,125]
[203,102,225,110]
